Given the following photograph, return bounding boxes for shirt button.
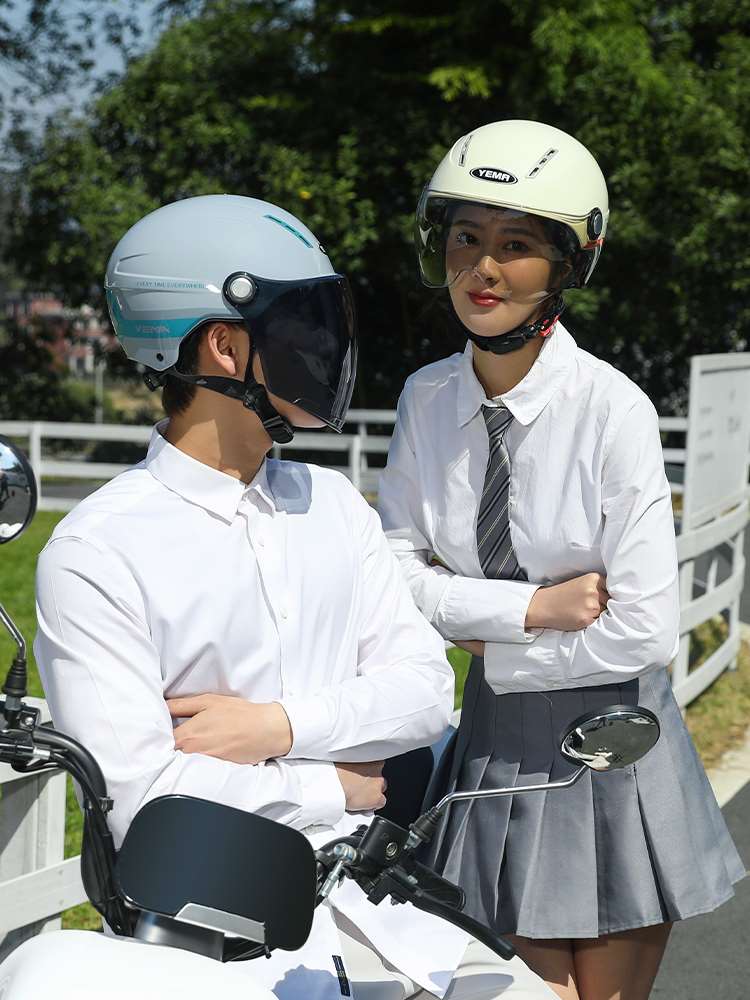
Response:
[280,608,288,620]
[257,537,265,547]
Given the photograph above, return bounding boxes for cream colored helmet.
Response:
[416,120,609,293]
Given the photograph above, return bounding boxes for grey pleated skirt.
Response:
[428,659,746,939]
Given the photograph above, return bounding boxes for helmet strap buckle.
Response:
[143,369,167,392]
[241,380,294,445]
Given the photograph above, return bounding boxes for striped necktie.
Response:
[476,404,527,581]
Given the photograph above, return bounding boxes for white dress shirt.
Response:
[35,424,471,998]
[378,324,680,692]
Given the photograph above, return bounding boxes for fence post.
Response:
[29,422,42,506]
[673,559,694,711]
[350,435,362,493]
[728,527,745,671]
[358,422,369,471]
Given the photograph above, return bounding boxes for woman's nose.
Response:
[472,255,503,284]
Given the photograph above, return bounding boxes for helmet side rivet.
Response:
[227,274,256,303]
[588,209,603,240]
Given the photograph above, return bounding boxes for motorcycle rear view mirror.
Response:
[559,704,660,771]
[407,705,660,848]
[116,795,317,955]
[0,437,37,544]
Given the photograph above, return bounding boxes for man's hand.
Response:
[335,761,387,812]
[167,694,293,764]
[525,573,610,631]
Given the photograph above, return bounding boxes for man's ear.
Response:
[200,322,248,378]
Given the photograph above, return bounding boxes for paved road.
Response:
[653,781,750,998]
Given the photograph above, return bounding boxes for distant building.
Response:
[2,291,115,375]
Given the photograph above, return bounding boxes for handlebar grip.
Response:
[409,888,515,961]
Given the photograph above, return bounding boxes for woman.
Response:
[378,120,744,1000]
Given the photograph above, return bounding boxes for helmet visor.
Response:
[416,194,578,303]
[231,274,357,432]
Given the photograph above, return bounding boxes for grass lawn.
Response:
[1,510,748,930]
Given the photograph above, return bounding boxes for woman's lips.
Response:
[467,290,505,307]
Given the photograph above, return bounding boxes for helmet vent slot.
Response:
[526,148,558,179]
[458,133,473,167]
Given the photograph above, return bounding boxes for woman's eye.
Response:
[504,240,530,253]
[454,230,478,247]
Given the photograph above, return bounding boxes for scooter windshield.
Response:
[233,274,357,432]
[416,195,577,302]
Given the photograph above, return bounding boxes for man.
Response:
[35,195,555,1000]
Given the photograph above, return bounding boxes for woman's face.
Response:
[446,204,561,339]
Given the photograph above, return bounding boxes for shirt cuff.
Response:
[436,577,541,644]
[280,692,331,759]
[293,759,346,828]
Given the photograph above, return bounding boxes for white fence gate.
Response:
[0,359,749,946]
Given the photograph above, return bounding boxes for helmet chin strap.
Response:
[143,344,295,445]
[460,292,566,356]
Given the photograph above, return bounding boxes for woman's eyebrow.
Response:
[496,225,538,238]
[452,218,482,228]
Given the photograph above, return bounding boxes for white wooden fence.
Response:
[0,699,81,961]
[0,378,748,947]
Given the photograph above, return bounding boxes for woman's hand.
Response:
[525,573,610,631]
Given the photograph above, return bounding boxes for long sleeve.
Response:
[34,537,345,847]
[483,396,680,691]
[280,492,455,761]
[379,386,539,644]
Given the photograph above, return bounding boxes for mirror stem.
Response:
[0,601,26,661]
[0,600,28,725]
[407,766,587,850]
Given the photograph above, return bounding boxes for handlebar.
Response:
[1,705,515,962]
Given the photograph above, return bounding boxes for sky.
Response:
[0,0,161,160]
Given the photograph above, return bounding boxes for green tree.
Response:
[7,0,750,411]
[0,319,93,420]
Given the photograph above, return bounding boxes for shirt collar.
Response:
[145,419,274,523]
[456,322,576,428]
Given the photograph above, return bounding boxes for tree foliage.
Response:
[0,320,93,420]
[7,0,750,410]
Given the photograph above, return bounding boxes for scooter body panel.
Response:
[0,930,277,1000]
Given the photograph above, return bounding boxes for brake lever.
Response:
[361,864,515,962]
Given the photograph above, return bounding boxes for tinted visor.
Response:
[230,274,357,432]
[416,194,579,303]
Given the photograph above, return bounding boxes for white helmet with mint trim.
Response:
[105,195,357,439]
[105,194,336,371]
[416,120,609,292]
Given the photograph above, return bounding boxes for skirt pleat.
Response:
[428,660,746,939]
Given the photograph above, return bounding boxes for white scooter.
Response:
[0,436,662,999]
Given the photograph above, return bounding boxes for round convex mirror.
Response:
[0,437,38,544]
[560,704,660,772]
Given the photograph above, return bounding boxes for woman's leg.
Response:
[572,924,672,1000]
[506,936,580,1000]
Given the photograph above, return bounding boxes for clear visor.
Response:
[232,274,357,432]
[416,195,578,304]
